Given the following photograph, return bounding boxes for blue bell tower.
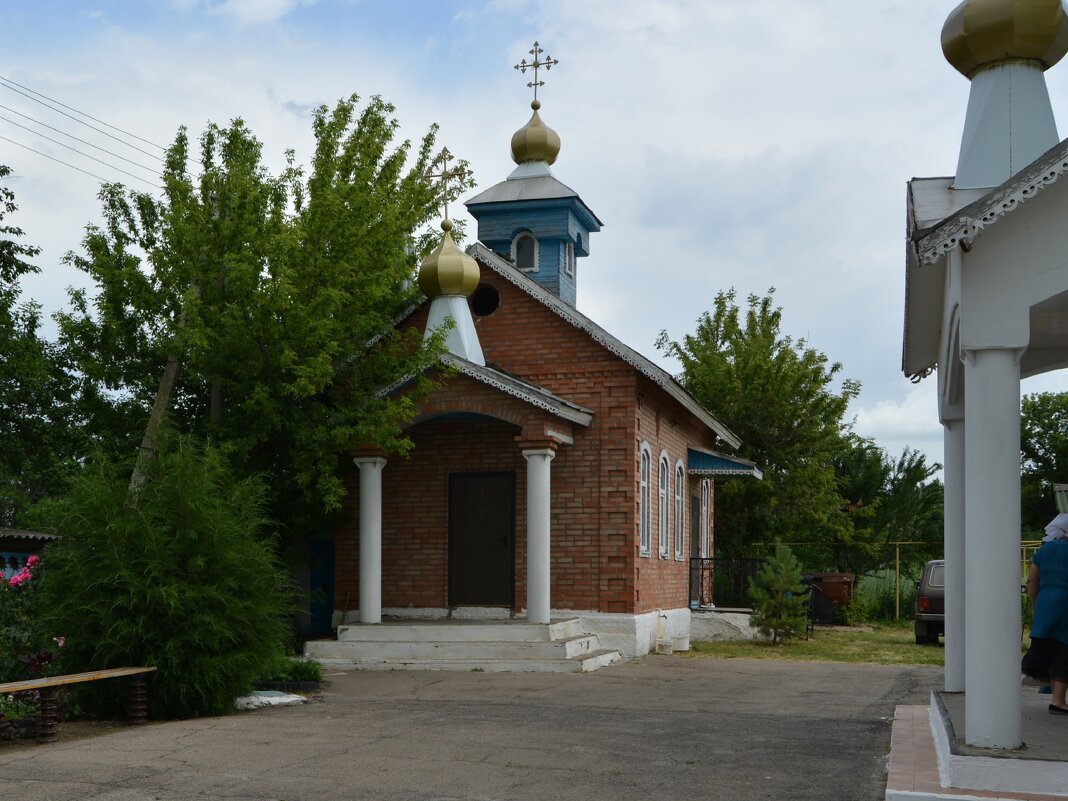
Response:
[465,43,601,308]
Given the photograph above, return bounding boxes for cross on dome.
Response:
[425,147,471,223]
[514,41,559,104]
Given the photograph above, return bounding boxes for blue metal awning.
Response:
[687,447,763,480]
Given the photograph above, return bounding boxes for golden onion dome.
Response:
[942,0,1068,77]
[418,219,480,298]
[510,99,561,165]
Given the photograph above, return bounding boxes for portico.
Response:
[905,0,1068,749]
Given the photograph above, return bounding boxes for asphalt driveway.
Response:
[0,656,942,801]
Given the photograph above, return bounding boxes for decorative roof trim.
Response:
[0,528,60,542]
[441,353,593,426]
[467,242,742,449]
[380,353,593,427]
[916,140,1068,265]
[688,468,760,477]
[686,446,763,480]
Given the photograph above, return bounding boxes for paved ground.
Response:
[0,656,942,801]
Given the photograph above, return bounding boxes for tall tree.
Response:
[834,435,943,574]
[1021,391,1068,534]
[657,289,860,563]
[0,165,79,527]
[58,96,468,538]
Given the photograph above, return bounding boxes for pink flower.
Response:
[8,574,24,588]
[53,637,65,648]
[26,555,39,569]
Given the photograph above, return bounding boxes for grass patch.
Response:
[687,622,945,666]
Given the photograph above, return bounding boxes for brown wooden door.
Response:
[448,473,515,606]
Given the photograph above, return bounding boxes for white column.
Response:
[943,419,965,693]
[354,457,387,625]
[523,448,555,624]
[962,348,1021,748]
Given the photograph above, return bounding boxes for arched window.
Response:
[639,443,651,556]
[674,461,685,560]
[513,232,538,271]
[659,452,670,558]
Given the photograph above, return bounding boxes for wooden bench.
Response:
[0,667,156,743]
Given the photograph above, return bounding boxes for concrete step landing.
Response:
[305,618,622,673]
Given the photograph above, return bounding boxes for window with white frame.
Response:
[513,232,538,271]
[658,452,670,558]
[700,479,710,558]
[639,444,651,556]
[565,241,575,276]
[674,461,685,560]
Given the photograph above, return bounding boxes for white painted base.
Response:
[928,691,1068,797]
[690,610,765,642]
[424,295,485,365]
[573,609,691,658]
[336,607,514,626]
[333,607,692,658]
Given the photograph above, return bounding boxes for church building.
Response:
[308,44,760,669]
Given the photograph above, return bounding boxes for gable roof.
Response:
[466,243,742,449]
[913,137,1068,265]
[903,136,1068,378]
[383,352,594,427]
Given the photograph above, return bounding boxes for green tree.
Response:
[834,436,943,574]
[747,544,808,645]
[40,437,293,719]
[58,96,465,538]
[657,289,860,561]
[0,165,80,527]
[1021,391,1068,534]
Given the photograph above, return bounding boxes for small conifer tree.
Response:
[748,544,809,645]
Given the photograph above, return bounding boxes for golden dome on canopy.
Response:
[510,100,561,165]
[942,0,1068,77]
[418,219,480,298]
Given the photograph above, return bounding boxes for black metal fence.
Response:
[689,557,765,609]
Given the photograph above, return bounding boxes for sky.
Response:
[1,0,1065,471]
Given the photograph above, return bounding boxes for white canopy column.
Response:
[962,347,1022,748]
[354,456,387,625]
[942,418,966,693]
[523,447,556,624]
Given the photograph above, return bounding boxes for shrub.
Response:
[0,555,64,685]
[259,652,323,683]
[747,544,809,645]
[39,437,295,719]
[850,569,919,623]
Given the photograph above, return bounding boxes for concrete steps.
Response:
[305,618,622,673]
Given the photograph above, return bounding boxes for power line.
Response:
[0,74,167,154]
[0,103,162,176]
[0,77,166,165]
[0,134,113,186]
[0,115,163,190]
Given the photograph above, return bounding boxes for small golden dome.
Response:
[510,100,561,165]
[418,219,480,298]
[942,0,1068,77]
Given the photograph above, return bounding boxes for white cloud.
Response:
[854,380,940,439]
[174,0,317,25]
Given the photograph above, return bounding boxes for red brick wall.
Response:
[632,375,719,612]
[337,272,722,615]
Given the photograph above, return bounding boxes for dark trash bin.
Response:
[802,573,855,624]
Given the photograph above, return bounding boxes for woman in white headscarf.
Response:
[1025,513,1068,715]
